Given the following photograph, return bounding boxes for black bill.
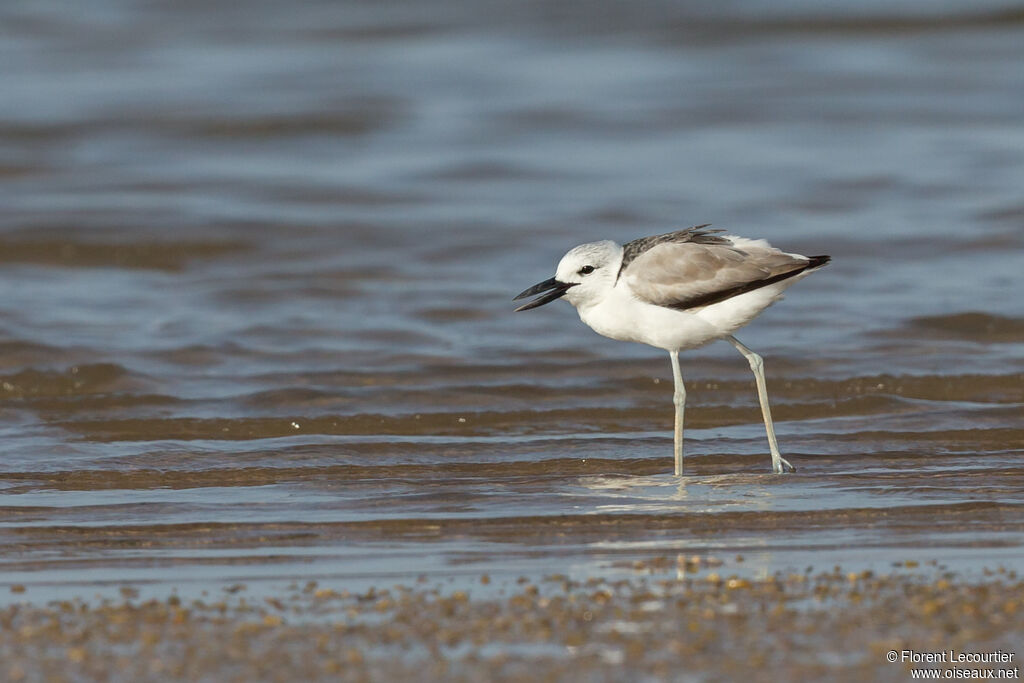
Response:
[513,277,576,312]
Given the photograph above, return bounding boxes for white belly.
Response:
[576,280,798,352]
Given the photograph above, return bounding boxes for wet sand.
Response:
[3,562,1021,682]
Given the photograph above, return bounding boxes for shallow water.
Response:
[0,0,1023,606]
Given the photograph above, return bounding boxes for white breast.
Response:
[576,275,805,352]
[576,286,720,351]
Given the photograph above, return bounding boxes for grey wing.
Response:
[622,241,812,310]
[618,225,728,276]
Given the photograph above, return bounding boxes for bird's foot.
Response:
[772,456,796,474]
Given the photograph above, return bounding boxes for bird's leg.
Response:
[669,350,686,476]
[728,336,795,474]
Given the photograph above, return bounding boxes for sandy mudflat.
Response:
[2,561,1020,682]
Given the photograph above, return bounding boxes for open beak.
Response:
[513,277,577,312]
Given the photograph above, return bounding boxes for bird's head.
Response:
[514,240,620,312]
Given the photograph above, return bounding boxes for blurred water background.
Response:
[0,0,1022,603]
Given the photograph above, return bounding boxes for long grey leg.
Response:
[669,350,686,476]
[728,336,795,474]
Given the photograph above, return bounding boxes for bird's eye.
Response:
[578,265,595,275]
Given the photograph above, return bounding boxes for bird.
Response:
[513,225,830,475]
